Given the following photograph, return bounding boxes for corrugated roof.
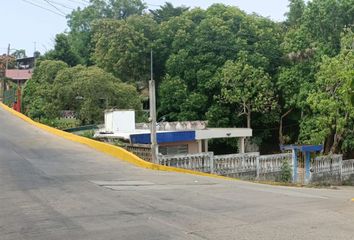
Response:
[5,69,33,80]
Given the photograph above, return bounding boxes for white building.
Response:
[95,110,253,155]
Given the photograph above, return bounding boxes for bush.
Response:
[40,118,80,130]
[280,160,292,183]
[80,130,95,139]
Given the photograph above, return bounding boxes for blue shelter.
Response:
[280,145,323,183]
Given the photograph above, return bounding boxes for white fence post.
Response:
[339,155,343,182]
[256,155,260,180]
[210,152,214,174]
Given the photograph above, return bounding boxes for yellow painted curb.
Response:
[0,102,233,180]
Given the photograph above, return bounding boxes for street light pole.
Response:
[149,49,158,163]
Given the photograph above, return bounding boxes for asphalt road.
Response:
[1,106,354,240]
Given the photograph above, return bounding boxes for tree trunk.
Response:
[330,113,348,154]
[279,109,293,145]
[247,111,251,129]
[330,133,341,154]
[324,130,334,154]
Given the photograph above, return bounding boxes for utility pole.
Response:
[33,41,37,56]
[149,49,158,164]
[5,44,10,71]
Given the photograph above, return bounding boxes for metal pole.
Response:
[5,44,10,71]
[149,49,158,163]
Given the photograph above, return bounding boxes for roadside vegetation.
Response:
[22,0,354,155]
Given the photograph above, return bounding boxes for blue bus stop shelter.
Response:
[280,145,323,183]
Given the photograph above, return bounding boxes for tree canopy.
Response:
[22,0,354,155]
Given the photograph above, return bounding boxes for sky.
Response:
[0,0,292,56]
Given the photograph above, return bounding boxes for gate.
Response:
[3,88,16,106]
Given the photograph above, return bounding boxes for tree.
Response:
[150,2,189,23]
[23,60,142,124]
[23,60,69,119]
[91,16,157,85]
[66,0,146,65]
[301,30,354,153]
[219,59,276,128]
[301,0,354,56]
[53,66,142,124]
[158,75,188,121]
[45,34,80,67]
[285,0,306,27]
[11,49,27,59]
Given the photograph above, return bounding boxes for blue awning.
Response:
[130,131,196,144]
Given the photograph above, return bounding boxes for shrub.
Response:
[280,160,292,183]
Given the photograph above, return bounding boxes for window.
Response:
[159,145,188,155]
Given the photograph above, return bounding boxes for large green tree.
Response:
[23,60,142,124]
[53,66,142,124]
[91,15,158,85]
[219,59,276,128]
[149,2,189,23]
[67,0,146,65]
[23,60,69,119]
[45,34,80,67]
[300,30,354,153]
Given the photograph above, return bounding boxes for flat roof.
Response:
[95,128,253,143]
[195,128,252,140]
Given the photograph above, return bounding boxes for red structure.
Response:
[12,85,21,113]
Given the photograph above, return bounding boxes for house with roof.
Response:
[94,110,253,156]
[5,57,35,86]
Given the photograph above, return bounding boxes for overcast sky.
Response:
[0,0,292,56]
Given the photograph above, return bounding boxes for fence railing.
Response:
[159,152,214,173]
[312,155,342,174]
[213,152,259,176]
[258,153,292,175]
[342,159,354,176]
[158,152,293,181]
[130,146,354,184]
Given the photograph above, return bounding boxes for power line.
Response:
[43,0,68,15]
[63,0,89,6]
[21,0,66,17]
[45,0,76,11]
[50,0,76,10]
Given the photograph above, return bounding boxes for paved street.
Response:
[1,106,354,240]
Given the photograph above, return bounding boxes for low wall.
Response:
[159,152,214,173]
[213,152,259,179]
[308,155,354,185]
[159,152,293,181]
[342,159,354,184]
[258,153,292,181]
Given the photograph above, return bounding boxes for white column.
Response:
[239,137,245,154]
[203,139,208,152]
[198,140,202,153]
